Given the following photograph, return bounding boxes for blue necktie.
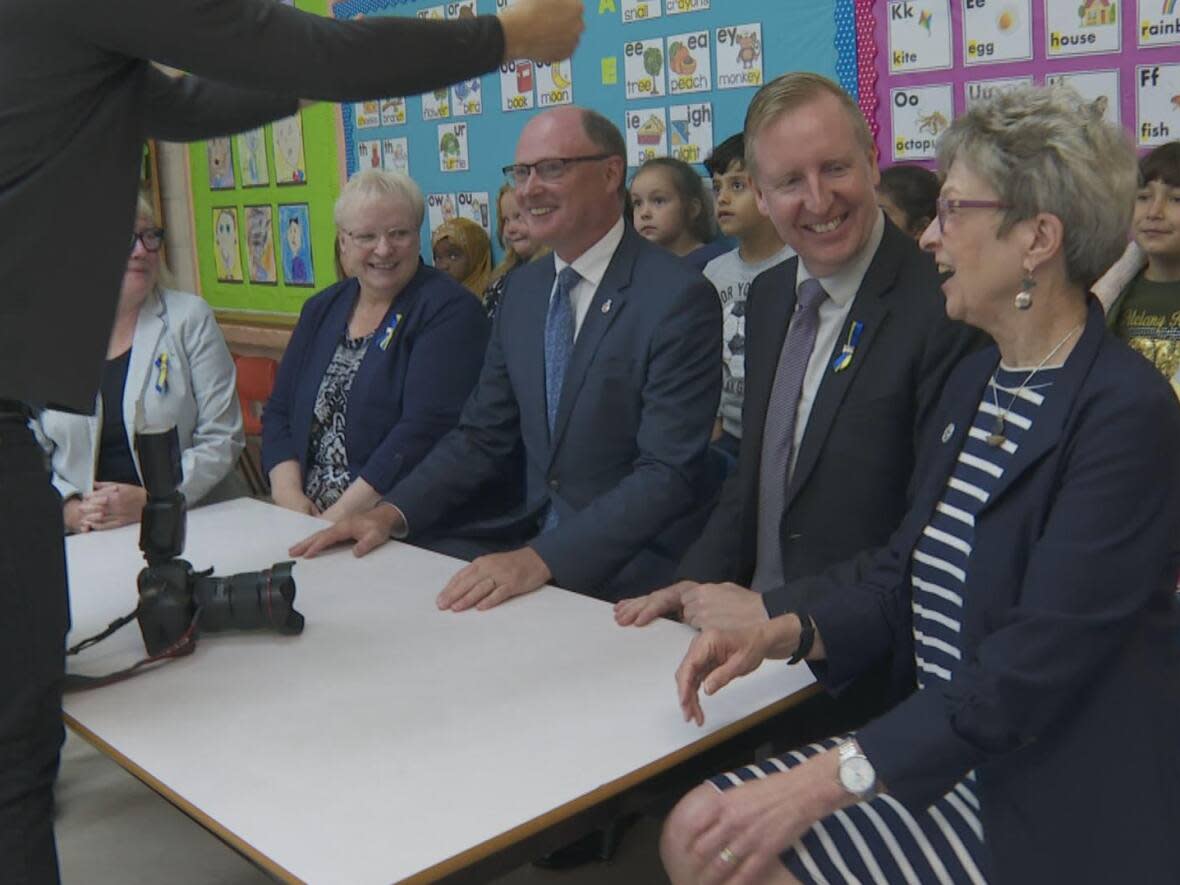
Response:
[542,266,581,530]
[751,277,827,592]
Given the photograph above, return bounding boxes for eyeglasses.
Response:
[935,198,1011,233]
[130,228,166,253]
[345,228,418,249]
[501,154,613,188]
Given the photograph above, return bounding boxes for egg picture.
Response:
[997,6,1019,33]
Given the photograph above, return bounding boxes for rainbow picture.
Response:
[1164,0,1177,15]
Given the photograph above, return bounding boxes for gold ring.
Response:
[719,846,738,865]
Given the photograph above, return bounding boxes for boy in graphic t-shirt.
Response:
[701,134,794,471]
[1107,141,1180,389]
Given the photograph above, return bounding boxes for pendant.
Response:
[985,415,1006,447]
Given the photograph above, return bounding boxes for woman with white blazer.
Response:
[34,196,244,532]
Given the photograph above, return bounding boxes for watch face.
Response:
[840,756,875,794]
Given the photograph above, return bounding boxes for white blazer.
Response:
[33,289,244,504]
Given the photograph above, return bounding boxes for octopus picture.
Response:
[917,110,949,135]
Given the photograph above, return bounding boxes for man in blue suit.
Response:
[293,106,721,607]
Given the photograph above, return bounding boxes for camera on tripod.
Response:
[134,426,304,656]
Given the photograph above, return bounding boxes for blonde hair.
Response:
[743,72,874,175]
[489,184,550,283]
[134,191,175,291]
[936,84,1138,288]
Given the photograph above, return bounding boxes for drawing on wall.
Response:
[279,204,314,286]
[236,128,270,188]
[207,138,235,190]
[244,205,277,284]
[212,207,244,282]
[272,114,307,184]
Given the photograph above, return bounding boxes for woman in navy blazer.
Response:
[263,170,488,521]
[661,87,1180,883]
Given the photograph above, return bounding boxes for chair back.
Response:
[234,355,277,436]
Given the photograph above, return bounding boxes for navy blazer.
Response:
[788,300,1180,882]
[262,266,489,495]
[387,225,722,598]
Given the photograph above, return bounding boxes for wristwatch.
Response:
[837,739,878,801]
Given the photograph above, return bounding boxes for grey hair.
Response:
[334,168,425,230]
[935,84,1138,289]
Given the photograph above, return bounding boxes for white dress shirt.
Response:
[551,216,626,341]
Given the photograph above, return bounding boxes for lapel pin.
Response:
[379,313,403,351]
[601,299,612,315]
[153,352,169,394]
[830,320,864,373]
[941,423,955,443]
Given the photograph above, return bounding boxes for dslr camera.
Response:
[134,427,304,656]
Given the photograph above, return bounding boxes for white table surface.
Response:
[63,498,814,884]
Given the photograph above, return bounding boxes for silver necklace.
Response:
[986,324,1082,447]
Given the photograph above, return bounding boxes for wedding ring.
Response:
[719,846,739,865]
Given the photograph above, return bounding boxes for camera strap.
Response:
[64,607,201,692]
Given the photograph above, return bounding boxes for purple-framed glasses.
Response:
[935,198,1011,233]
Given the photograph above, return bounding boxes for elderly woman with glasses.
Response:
[33,195,245,532]
[660,85,1180,885]
[263,168,489,521]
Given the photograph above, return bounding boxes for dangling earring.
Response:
[1014,269,1035,310]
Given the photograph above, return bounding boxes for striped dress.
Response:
[709,364,1061,884]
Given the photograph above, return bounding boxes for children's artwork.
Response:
[669,102,713,164]
[1045,0,1121,58]
[715,23,764,89]
[235,128,270,188]
[207,138,235,190]
[622,0,661,24]
[271,114,307,184]
[1046,70,1120,125]
[961,0,1031,65]
[357,139,383,172]
[500,59,536,112]
[212,207,244,282]
[278,204,314,287]
[382,137,409,175]
[451,78,483,116]
[380,97,407,126]
[624,37,666,98]
[889,83,954,161]
[885,0,952,73]
[456,191,491,235]
[244,206,277,284]
[625,107,668,166]
[438,121,469,173]
[667,31,712,95]
[445,0,476,18]
[426,192,457,235]
[422,87,451,120]
[535,60,574,107]
[355,101,381,128]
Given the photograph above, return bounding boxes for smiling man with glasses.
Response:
[293,106,722,624]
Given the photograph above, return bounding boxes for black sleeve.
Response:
[65,0,505,103]
[143,68,298,142]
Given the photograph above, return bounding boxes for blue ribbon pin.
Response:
[831,321,864,373]
[379,313,403,351]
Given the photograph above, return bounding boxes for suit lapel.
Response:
[123,293,166,435]
[785,233,902,505]
[524,256,557,449]
[742,260,798,473]
[548,230,635,457]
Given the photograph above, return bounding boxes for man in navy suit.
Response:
[615,73,980,726]
[293,106,721,608]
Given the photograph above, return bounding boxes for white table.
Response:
[63,498,815,884]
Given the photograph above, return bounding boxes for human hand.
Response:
[681,582,770,632]
[675,624,777,726]
[288,503,403,558]
[271,487,321,517]
[498,0,584,63]
[63,497,89,533]
[613,580,695,626]
[437,546,552,612]
[82,483,148,531]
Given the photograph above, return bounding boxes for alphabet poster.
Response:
[212,207,243,282]
[1136,62,1180,146]
[426,192,457,236]
[456,191,491,235]
[887,0,953,73]
[625,37,666,98]
[715,23,763,90]
[535,61,574,107]
[669,102,714,164]
[278,204,314,287]
[625,107,668,166]
[438,121,469,172]
[499,59,536,113]
[889,84,954,161]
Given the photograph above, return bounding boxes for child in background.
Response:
[483,184,549,319]
[877,163,940,239]
[431,217,492,299]
[702,133,795,470]
[629,157,726,270]
[1106,141,1180,389]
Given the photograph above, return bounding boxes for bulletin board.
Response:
[187,0,345,317]
[861,0,1180,167]
[331,0,860,261]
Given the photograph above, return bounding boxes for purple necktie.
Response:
[541,266,581,531]
[751,277,827,593]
